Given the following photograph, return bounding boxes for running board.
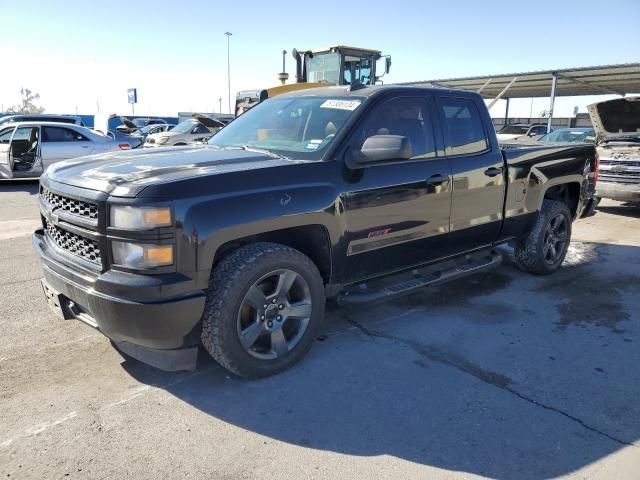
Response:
[337,249,503,306]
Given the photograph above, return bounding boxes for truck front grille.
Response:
[598,159,640,184]
[41,187,99,220]
[45,220,101,264]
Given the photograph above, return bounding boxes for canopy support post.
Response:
[504,97,510,127]
[547,73,558,134]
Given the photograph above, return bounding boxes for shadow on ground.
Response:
[123,242,640,479]
[597,203,640,219]
[0,179,39,195]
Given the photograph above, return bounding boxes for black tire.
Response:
[201,242,325,378]
[514,199,572,275]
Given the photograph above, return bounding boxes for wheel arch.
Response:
[542,181,582,218]
[210,224,333,285]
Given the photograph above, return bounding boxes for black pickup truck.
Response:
[34,85,598,377]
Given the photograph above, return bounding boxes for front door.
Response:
[0,126,16,178]
[339,95,453,284]
[7,126,40,176]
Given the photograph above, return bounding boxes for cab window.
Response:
[438,97,488,155]
[355,96,436,159]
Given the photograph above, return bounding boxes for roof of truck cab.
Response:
[278,84,480,99]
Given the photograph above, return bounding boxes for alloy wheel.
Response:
[236,269,312,360]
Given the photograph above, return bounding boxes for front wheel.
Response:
[514,200,572,275]
[201,243,325,378]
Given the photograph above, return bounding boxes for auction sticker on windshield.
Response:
[320,99,361,111]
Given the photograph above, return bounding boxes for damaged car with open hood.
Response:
[588,96,640,204]
[143,115,224,147]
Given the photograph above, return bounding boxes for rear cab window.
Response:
[437,96,489,156]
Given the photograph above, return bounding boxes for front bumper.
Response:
[596,181,640,203]
[33,229,206,371]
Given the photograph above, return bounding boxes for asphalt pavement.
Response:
[1,179,639,479]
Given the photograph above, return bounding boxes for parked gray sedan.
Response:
[0,122,133,179]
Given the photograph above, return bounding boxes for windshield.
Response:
[208,96,363,160]
[499,125,529,135]
[137,125,155,134]
[171,120,197,134]
[540,129,595,143]
[306,53,341,85]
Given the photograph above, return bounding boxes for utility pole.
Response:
[225,31,232,114]
[277,49,289,85]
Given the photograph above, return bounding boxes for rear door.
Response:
[41,126,94,166]
[0,127,16,178]
[434,94,505,253]
[340,94,453,283]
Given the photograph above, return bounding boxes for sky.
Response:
[1,0,638,119]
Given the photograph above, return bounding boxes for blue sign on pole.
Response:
[127,88,137,104]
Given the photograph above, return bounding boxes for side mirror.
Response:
[385,56,392,74]
[353,135,412,164]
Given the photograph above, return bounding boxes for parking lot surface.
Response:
[1,180,639,479]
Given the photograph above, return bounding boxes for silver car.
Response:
[0,114,84,127]
[0,122,133,179]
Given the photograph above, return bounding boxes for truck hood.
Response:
[43,146,297,197]
[587,97,640,140]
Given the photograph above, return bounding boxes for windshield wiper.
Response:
[236,145,288,159]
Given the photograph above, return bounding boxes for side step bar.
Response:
[337,249,503,306]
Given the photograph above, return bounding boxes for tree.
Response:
[7,88,45,114]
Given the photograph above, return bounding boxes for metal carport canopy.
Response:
[400,63,640,98]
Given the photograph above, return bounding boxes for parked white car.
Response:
[0,122,132,179]
[0,114,84,127]
[496,123,550,142]
[144,115,223,147]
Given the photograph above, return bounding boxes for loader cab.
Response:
[294,45,390,87]
[235,45,391,117]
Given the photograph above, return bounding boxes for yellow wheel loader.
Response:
[235,45,391,116]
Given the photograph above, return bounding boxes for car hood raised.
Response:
[43,146,297,197]
[587,97,640,140]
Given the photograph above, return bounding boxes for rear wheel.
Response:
[201,243,325,378]
[514,199,572,275]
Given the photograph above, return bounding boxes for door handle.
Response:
[484,167,503,177]
[80,145,90,148]
[427,174,449,185]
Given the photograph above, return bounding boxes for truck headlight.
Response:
[112,241,174,268]
[110,206,172,230]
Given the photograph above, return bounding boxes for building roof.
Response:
[400,63,640,98]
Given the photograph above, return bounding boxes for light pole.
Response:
[218,97,222,114]
[225,31,232,114]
